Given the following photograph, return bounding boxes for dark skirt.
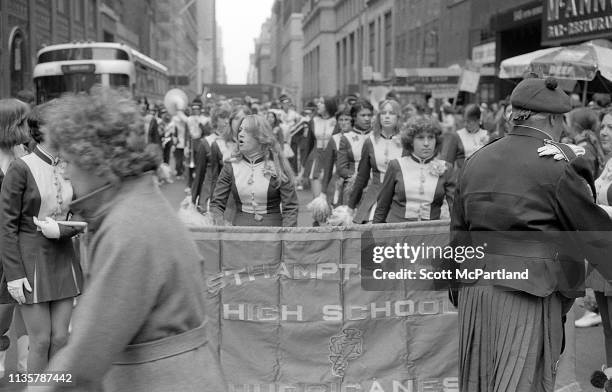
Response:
[304,148,326,180]
[232,211,283,227]
[458,286,567,392]
[0,232,82,304]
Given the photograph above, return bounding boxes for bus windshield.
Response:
[35,73,102,102]
[38,48,129,63]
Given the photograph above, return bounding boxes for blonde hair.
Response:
[234,114,294,186]
[372,99,402,139]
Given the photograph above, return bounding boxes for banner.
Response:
[190,221,578,392]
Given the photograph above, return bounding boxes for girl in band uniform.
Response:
[347,99,403,223]
[374,117,455,223]
[210,115,298,227]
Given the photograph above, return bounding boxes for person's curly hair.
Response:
[400,116,442,154]
[45,86,161,183]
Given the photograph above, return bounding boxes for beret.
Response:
[510,77,571,114]
[279,94,291,103]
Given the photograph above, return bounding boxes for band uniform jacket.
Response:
[451,126,612,298]
[0,146,82,304]
[191,138,212,205]
[374,156,455,223]
[209,155,299,227]
[347,133,403,223]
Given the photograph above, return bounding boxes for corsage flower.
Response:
[429,159,447,177]
[263,161,277,179]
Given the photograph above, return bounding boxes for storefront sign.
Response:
[472,42,496,65]
[494,1,543,31]
[543,0,612,45]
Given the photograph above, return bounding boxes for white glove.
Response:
[7,278,31,305]
[537,144,585,160]
[33,217,61,239]
[598,204,612,219]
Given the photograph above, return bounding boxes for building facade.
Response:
[270,0,305,107]
[302,0,395,102]
[0,0,100,98]
[156,0,199,97]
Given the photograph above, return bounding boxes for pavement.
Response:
[0,177,606,391]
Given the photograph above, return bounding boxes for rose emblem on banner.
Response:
[329,328,363,377]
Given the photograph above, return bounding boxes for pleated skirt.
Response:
[458,286,564,392]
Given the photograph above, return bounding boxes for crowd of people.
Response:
[0,77,612,390]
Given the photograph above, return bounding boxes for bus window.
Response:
[38,48,129,63]
[109,73,129,88]
[35,73,101,103]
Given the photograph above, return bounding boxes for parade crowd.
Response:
[1,76,612,390]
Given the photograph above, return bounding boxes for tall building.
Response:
[394,0,440,69]
[270,0,305,107]
[157,0,199,97]
[216,25,227,83]
[302,0,394,102]
[197,0,215,90]
[0,0,100,98]
[302,0,336,100]
[250,18,273,85]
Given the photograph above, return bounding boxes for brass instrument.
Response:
[163,88,188,116]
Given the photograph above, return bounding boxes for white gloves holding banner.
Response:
[33,216,60,239]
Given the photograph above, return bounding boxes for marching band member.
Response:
[186,102,208,190]
[347,99,403,224]
[321,107,352,206]
[0,98,31,378]
[303,97,338,198]
[210,115,298,227]
[191,106,230,210]
[441,104,489,169]
[373,117,454,223]
[337,99,373,205]
[0,100,83,374]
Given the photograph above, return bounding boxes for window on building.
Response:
[384,12,392,77]
[349,33,355,83]
[88,0,97,28]
[57,0,68,14]
[74,0,84,22]
[337,42,341,93]
[369,22,375,70]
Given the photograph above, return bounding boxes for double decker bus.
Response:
[33,42,168,104]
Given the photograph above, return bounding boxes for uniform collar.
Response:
[353,125,371,135]
[34,144,60,166]
[409,153,435,164]
[509,125,555,141]
[242,153,265,165]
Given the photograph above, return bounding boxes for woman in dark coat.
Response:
[38,87,225,392]
[0,100,83,373]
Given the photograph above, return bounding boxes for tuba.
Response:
[164,89,195,169]
[163,88,188,116]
